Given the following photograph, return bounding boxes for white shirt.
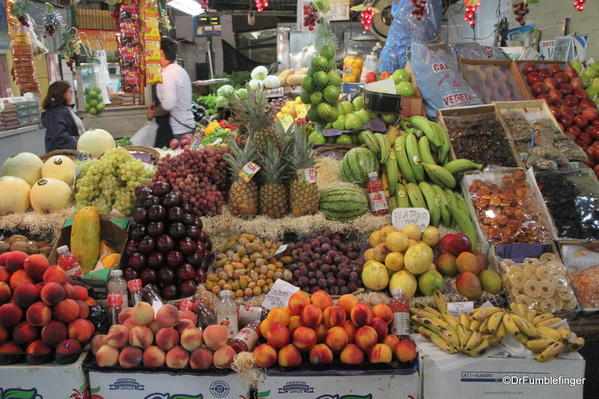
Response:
[156,62,195,135]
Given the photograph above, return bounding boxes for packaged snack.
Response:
[342,54,363,83]
[10,26,40,95]
[561,244,599,311]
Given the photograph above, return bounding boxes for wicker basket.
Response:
[314,143,357,159]
[122,145,160,165]
[39,149,81,162]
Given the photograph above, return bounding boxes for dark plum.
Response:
[347,282,358,292]
[186,225,200,240]
[122,268,139,280]
[135,185,152,197]
[195,218,203,230]
[148,204,166,221]
[147,252,165,269]
[198,231,209,243]
[128,253,146,271]
[339,286,350,295]
[177,264,196,281]
[125,240,140,256]
[132,208,147,224]
[179,237,197,255]
[163,192,182,208]
[330,286,339,295]
[349,271,359,282]
[179,281,197,298]
[205,240,212,252]
[158,267,175,284]
[147,221,165,237]
[138,236,156,255]
[318,278,327,288]
[130,224,146,241]
[167,251,184,268]
[168,223,186,240]
[140,268,157,284]
[186,253,203,268]
[156,234,175,253]
[195,270,206,284]
[168,206,184,222]
[152,181,171,197]
[182,213,196,227]
[160,284,178,300]
[181,203,193,214]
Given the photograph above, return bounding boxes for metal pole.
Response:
[207,36,214,79]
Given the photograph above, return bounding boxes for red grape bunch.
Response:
[512,1,529,26]
[411,0,427,20]
[464,0,480,25]
[303,2,318,31]
[573,0,586,11]
[255,0,268,13]
[360,6,376,32]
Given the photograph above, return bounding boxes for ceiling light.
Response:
[166,0,204,16]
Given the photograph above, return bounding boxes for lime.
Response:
[89,107,98,115]
[345,113,362,130]
[382,113,397,124]
[332,115,346,130]
[84,103,90,112]
[321,44,335,60]
[397,81,415,96]
[93,87,102,95]
[86,91,97,100]
[312,56,329,71]
[352,95,364,111]
[392,69,410,83]
[328,70,342,87]
[317,103,334,120]
[96,95,103,103]
[336,134,353,144]
[328,60,337,71]
[310,92,323,105]
[301,75,313,93]
[313,71,329,87]
[339,101,354,115]
[308,131,326,145]
[97,103,106,112]
[323,85,340,104]
[84,88,92,95]
[87,99,99,108]
[300,91,311,104]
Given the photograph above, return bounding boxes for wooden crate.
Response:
[437,104,524,167]
[403,61,422,98]
[457,58,532,102]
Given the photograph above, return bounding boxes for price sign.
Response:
[447,301,474,316]
[193,14,222,37]
[262,280,300,310]
[392,208,430,231]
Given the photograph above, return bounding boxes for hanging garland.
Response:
[42,3,63,37]
[463,0,479,25]
[57,28,84,70]
[350,2,380,32]
[254,0,268,13]
[512,1,529,26]
[572,0,585,11]
[9,0,32,26]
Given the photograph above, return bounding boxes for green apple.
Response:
[397,81,415,96]
[591,78,599,90]
[345,113,362,130]
[336,134,353,144]
[418,270,444,296]
[352,95,364,111]
[382,113,397,124]
[308,131,326,145]
[368,111,378,120]
[392,69,410,83]
[332,115,346,130]
[356,109,371,126]
[339,101,354,115]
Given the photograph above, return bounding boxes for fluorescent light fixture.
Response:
[166,0,204,16]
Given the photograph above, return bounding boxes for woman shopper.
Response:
[41,81,85,152]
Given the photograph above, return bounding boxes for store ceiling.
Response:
[210,0,296,12]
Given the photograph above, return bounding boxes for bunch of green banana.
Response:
[359,130,391,164]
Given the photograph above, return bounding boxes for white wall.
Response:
[445,0,511,46]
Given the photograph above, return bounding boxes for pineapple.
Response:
[224,139,258,217]
[289,124,319,216]
[241,86,282,156]
[259,143,289,218]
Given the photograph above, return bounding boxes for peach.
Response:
[354,326,378,351]
[203,324,228,350]
[106,324,130,348]
[371,317,388,342]
[0,326,7,343]
[26,340,51,355]
[96,344,119,367]
[9,270,33,289]
[175,319,195,335]
[340,343,364,365]
[56,339,82,355]
[156,328,179,351]
[166,345,189,369]
[267,307,290,326]
[342,320,357,343]
[0,282,10,304]
[13,283,39,309]
[42,265,67,284]
[40,282,66,306]
[350,303,373,327]
[41,320,67,346]
[372,304,393,325]
[0,341,21,354]
[63,282,75,299]
[0,266,8,283]
[156,304,179,328]
[68,319,95,342]
[118,307,133,324]
[309,343,333,365]
[23,254,49,280]
[383,334,400,350]
[288,290,310,316]
[394,337,417,363]
[472,250,488,274]
[25,302,50,326]
[456,252,479,275]
[292,326,317,351]
[86,297,97,307]
[288,315,302,334]
[129,326,154,349]
[119,346,143,368]
[316,323,328,342]
[91,334,107,355]
[131,302,155,326]
[53,298,79,323]
[278,343,302,368]
[311,290,333,310]
[180,327,203,352]
[12,321,39,345]
[190,347,213,370]
[179,310,198,325]
[253,344,277,368]
[323,306,346,328]
[455,272,482,299]
[259,318,272,338]
[76,300,89,319]
[5,251,28,272]
[266,322,290,349]
[143,345,166,368]
[300,304,323,328]
[148,320,161,334]
[213,345,236,369]
[123,318,138,331]
[1,303,23,327]
[436,252,458,276]
[325,326,349,352]
[73,286,88,301]
[369,343,392,363]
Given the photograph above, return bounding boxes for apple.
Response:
[571,77,584,89]
[575,139,589,150]
[564,95,579,106]
[592,119,599,128]
[559,114,573,127]
[572,104,583,115]
[531,82,548,96]
[582,107,599,122]
[565,66,579,79]
[549,105,561,119]
[560,106,575,118]
[574,88,589,100]
[580,99,595,109]
[538,68,553,78]
[559,83,573,95]
[536,94,549,103]
[522,62,537,74]
[579,132,593,146]
[566,125,581,137]
[527,72,543,85]
[544,78,557,89]
[549,64,564,74]
[438,233,472,256]
[396,82,415,96]
[547,89,562,104]
[573,115,589,129]
[586,126,599,140]
[594,164,599,179]
[392,69,410,83]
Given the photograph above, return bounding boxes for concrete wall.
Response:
[446,0,511,46]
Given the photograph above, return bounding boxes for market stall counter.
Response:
[0,125,45,160]
[82,106,148,139]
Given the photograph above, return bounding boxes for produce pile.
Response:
[84,87,106,116]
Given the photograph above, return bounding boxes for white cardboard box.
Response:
[88,367,249,399]
[257,365,420,399]
[420,339,586,399]
[0,351,89,399]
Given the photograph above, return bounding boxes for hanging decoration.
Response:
[303,1,318,31]
[254,0,268,13]
[142,0,161,85]
[350,2,380,32]
[9,0,32,26]
[463,0,479,25]
[411,0,426,20]
[572,0,585,11]
[512,1,529,26]
[117,1,143,93]
[159,5,173,33]
[42,3,63,37]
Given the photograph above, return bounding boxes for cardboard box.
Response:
[420,338,585,399]
[0,351,89,399]
[88,367,249,399]
[257,364,420,399]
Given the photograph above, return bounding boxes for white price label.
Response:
[447,301,474,316]
[274,244,288,256]
[261,279,300,310]
[391,208,430,231]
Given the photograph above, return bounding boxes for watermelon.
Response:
[341,147,379,184]
[319,186,369,221]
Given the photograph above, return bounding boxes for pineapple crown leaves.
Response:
[237,85,271,136]
[289,123,316,170]
[258,142,289,185]
[224,138,257,182]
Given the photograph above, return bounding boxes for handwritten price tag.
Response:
[447,301,474,316]
[261,279,300,310]
[391,208,430,231]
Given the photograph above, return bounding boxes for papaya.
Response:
[71,206,101,274]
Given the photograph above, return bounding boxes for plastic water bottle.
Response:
[108,269,129,310]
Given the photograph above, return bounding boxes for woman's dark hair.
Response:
[160,37,178,62]
[42,81,71,110]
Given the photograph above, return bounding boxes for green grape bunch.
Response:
[75,147,155,215]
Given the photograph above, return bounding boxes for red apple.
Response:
[574,88,589,100]
[522,62,537,74]
[547,89,562,104]
[565,66,579,79]
[571,77,584,89]
[536,94,549,103]
[575,139,588,150]
[549,64,563,74]
[527,72,543,85]
[573,115,589,129]
[538,68,553,78]
[531,82,548,96]
[572,104,583,115]
[553,97,564,107]
[580,99,595,109]
[544,78,557,89]
[549,105,561,119]
[579,132,593,146]
[581,107,599,122]
[559,83,573,95]
[592,119,599,128]
[566,125,581,137]
[586,126,599,141]
[559,114,573,127]
[438,233,472,256]
[594,164,599,179]
[560,106,575,118]
[564,95,579,106]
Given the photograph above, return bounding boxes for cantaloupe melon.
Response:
[30,178,72,213]
[0,176,31,215]
[41,156,76,185]
[1,152,43,185]
[77,129,116,158]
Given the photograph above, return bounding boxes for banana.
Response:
[388,196,398,210]
[557,327,571,341]
[479,318,490,334]
[510,303,527,318]
[455,193,470,216]
[423,306,442,318]
[395,136,416,184]
[448,205,478,250]
[526,309,538,323]
[514,332,529,345]
[459,326,472,349]
[470,319,482,332]
[419,181,441,226]
[512,314,539,338]
[537,326,562,341]
[568,336,585,351]
[464,331,482,350]
[487,335,502,347]
[431,184,452,226]
[430,121,451,164]
[406,183,427,209]
[418,136,437,164]
[443,328,461,349]
[405,133,425,182]
[532,313,554,326]
[418,326,434,340]
[431,333,458,354]
[434,291,448,312]
[408,115,441,147]
[487,311,505,334]
[375,133,390,163]
[537,318,563,328]
[411,315,450,333]
[411,307,441,320]
[465,338,490,357]
[440,310,460,329]
[396,184,411,208]
[502,314,520,335]
[360,130,379,155]
[496,321,506,340]
[385,152,400,196]
[526,338,555,353]
[443,159,484,175]
[422,163,457,188]
[535,341,565,362]
[471,307,503,321]
[459,313,471,330]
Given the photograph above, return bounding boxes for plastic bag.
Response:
[377,0,442,73]
[409,43,482,118]
[131,120,158,147]
[561,244,599,311]
[94,50,112,105]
